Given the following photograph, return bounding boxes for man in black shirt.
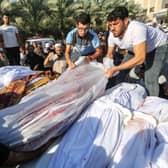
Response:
[25,45,44,70]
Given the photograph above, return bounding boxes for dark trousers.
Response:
[5,47,20,65]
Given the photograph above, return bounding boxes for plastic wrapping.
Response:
[0,63,107,151]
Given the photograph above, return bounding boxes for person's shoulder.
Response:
[11,25,17,28]
[67,28,77,35]
[88,29,98,36]
[4,24,16,28]
[0,24,17,30]
[129,20,146,28]
[128,21,147,35]
[10,25,18,30]
[66,28,77,43]
[88,29,99,41]
[0,25,6,30]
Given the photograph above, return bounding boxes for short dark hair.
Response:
[2,12,10,17]
[76,12,91,24]
[107,6,128,21]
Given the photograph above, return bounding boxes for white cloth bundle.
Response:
[136,96,168,123]
[0,66,36,90]
[105,82,147,111]
[47,83,148,168]
[21,83,168,168]
[48,97,129,168]
[151,122,168,168]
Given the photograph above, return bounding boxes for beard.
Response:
[112,28,125,38]
[112,31,121,37]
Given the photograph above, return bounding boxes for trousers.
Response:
[145,42,168,96]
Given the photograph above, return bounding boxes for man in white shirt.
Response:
[0,13,22,65]
[105,6,168,96]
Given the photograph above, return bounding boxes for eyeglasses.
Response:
[78,27,89,32]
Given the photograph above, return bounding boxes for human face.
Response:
[55,46,63,56]
[2,15,10,25]
[28,46,34,53]
[108,18,128,38]
[77,22,89,37]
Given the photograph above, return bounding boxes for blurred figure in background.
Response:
[44,43,67,74]
[25,45,44,70]
[0,13,22,65]
[19,46,27,66]
[0,48,9,67]
[34,42,46,59]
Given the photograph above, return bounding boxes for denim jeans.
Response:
[145,42,168,96]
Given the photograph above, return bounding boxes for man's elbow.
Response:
[137,57,145,65]
[134,54,146,65]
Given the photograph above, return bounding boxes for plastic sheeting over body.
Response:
[0,63,107,151]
